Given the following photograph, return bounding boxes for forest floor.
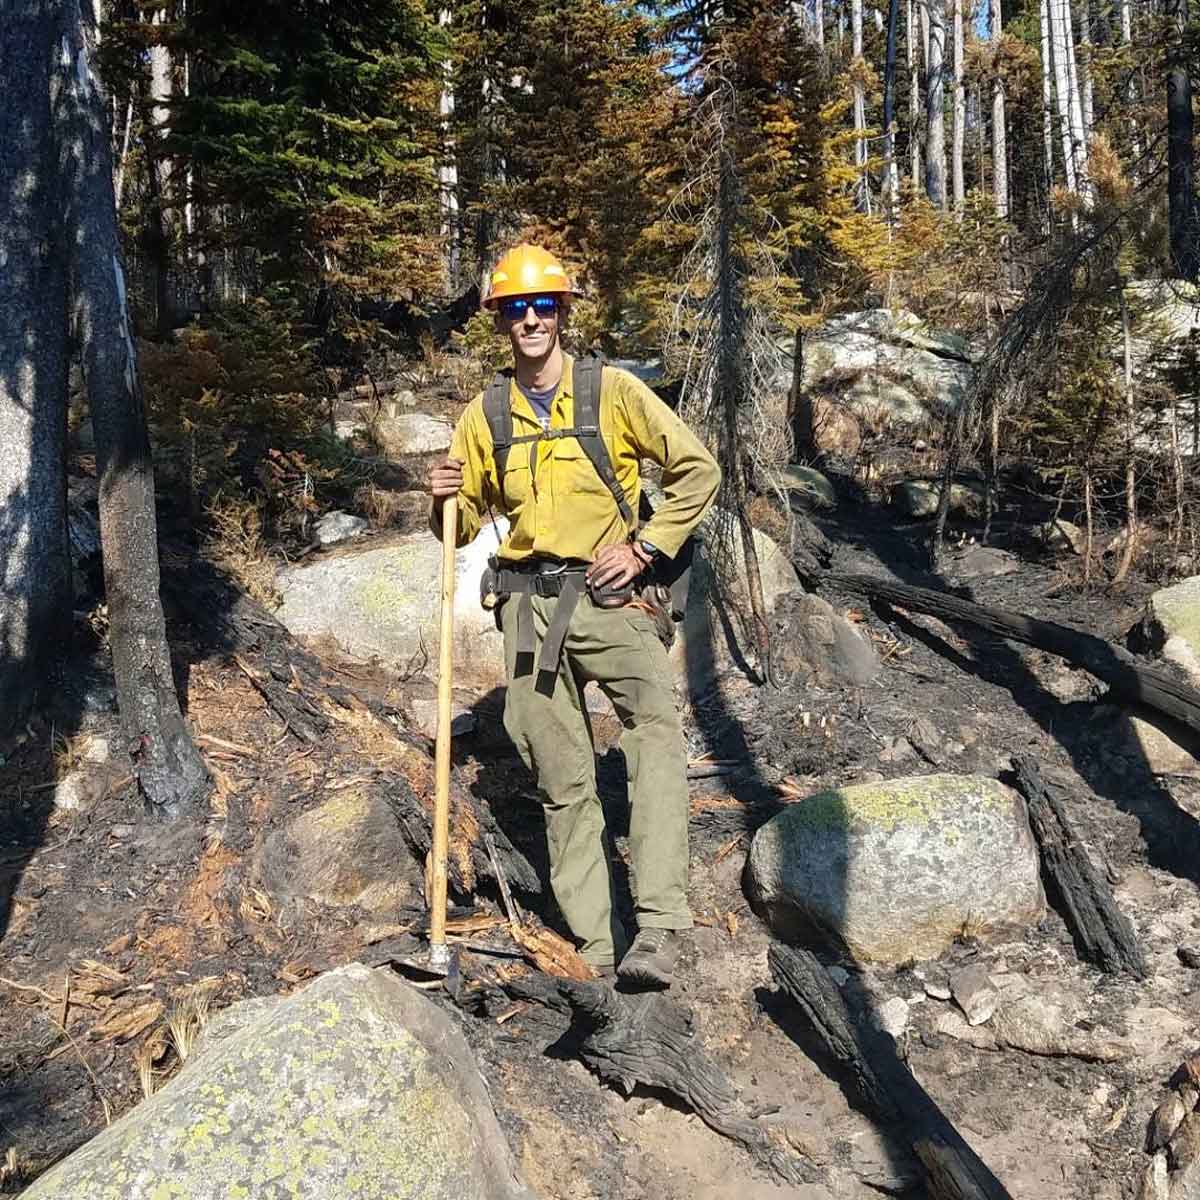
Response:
[3,458,1200,1199]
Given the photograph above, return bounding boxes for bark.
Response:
[909,0,922,190]
[951,0,966,209]
[1078,0,1094,139]
[1048,0,1080,196]
[54,0,209,817]
[1114,287,1138,583]
[0,1,72,733]
[787,327,816,460]
[925,0,947,208]
[1040,0,1056,200]
[1062,0,1090,198]
[883,0,901,215]
[991,0,1009,218]
[438,7,460,288]
[1167,0,1199,280]
[815,0,825,45]
[1011,756,1147,978]
[852,0,869,212]
[768,943,1014,1200]
[146,5,174,335]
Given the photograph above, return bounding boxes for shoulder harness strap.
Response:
[572,354,634,528]
[482,369,515,478]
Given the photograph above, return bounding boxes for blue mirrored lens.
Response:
[499,295,559,319]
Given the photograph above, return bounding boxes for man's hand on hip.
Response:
[429,456,464,501]
[587,543,651,590]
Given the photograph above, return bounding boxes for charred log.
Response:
[768,942,1014,1200]
[1012,755,1147,978]
[559,980,817,1187]
[824,572,1200,736]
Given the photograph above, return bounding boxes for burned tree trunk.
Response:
[1012,755,1146,977]
[0,1,72,734]
[53,0,209,817]
[825,572,1200,736]
[768,942,1013,1200]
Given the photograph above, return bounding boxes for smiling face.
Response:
[494,293,568,365]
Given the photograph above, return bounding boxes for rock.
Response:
[54,762,124,813]
[950,964,999,1026]
[1180,947,1200,969]
[276,521,509,692]
[878,736,915,764]
[1119,709,1200,777]
[947,545,1019,579]
[1144,577,1200,686]
[255,789,420,912]
[873,996,909,1037]
[1150,1093,1189,1151]
[1037,518,1086,555]
[892,479,984,520]
[827,965,850,987]
[907,716,943,764]
[21,964,536,1200]
[771,464,837,511]
[747,774,1045,963]
[408,699,477,740]
[794,309,975,433]
[1136,1151,1169,1200]
[314,510,369,546]
[669,521,802,693]
[375,412,454,456]
[923,972,953,1001]
[769,592,880,689]
[1171,1113,1200,1173]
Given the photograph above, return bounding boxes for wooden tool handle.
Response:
[430,496,457,966]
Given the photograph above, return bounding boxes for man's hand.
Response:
[587,542,651,591]
[429,456,464,501]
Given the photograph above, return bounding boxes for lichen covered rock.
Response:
[748,774,1044,962]
[22,963,537,1200]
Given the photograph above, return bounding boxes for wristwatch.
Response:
[636,539,662,564]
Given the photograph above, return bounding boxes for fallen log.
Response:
[768,942,1014,1200]
[823,572,1200,736]
[165,554,539,896]
[1012,755,1147,978]
[558,979,817,1187]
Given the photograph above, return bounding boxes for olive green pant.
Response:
[500,592,692,967]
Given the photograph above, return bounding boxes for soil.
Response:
[3,460,1200,1199]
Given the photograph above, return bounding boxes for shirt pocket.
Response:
[499,452,533,511]
[550,441,617,501]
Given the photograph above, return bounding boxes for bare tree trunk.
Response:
[1048,0,1079,197]
[53,0,210,817]
[1078,0,1095,140]
[1114,288,1139,582]
[113,94,133,210]
[852,0,870,212]
[147,5,175,334]
[788,328,816,460]
[1061,0,1091,199]
[951,0,965,209]
[1083,467,1094,584]
[925,0,947,207]
[883,0,901,216]
[0,1,72,733]
[991,0,1009,217]
[438,7,460,288]
[816,0,826,46]
[1166,0,1199,279]
[909,0,922,189]
[1040,0,1056,205]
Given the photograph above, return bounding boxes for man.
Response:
[429,244,719,987]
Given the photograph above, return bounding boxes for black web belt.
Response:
[495,562,590,696]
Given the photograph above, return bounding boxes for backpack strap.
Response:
[483,369,515,479]
[572,354,635,528]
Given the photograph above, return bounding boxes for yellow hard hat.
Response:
[484,244,578,307]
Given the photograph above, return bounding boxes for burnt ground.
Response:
[3,470,1200,1198]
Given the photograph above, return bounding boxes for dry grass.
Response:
[205,494,280,606]
[167,987,215,1065]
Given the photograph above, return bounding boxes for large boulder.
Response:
[770,464,837,511]
[276,520,509,692]
[375,412,454,456]
[892,479,985,520]
[1142,575,1200,686]
[795,309,976,435]
[670,522,803,694]
[770,592,880,689]
[21,963,537,1200]
[255,788,420,912]
[747,774,1045,963]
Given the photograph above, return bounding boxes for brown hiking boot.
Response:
[617,928,681,988]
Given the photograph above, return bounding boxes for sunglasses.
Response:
[498,295,561,321]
